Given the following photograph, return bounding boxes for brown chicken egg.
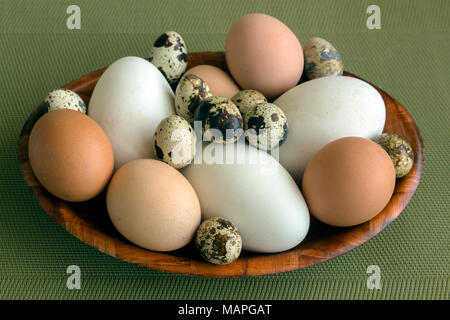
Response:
[302,137,396,227]
[28,109,114,202]
[225,13,303,99]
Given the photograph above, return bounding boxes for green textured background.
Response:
[0,0,449,299]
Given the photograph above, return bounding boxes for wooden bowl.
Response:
[18,52,424,277]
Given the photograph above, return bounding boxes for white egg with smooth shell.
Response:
[182,141,310,253]
[88,56,175,170]
[275,76,386,182]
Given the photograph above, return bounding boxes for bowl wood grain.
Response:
[18,52,424,277]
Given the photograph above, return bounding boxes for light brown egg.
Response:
[106,159,201,252]
[185,64,240,98]
[302,137,395,227]
[225,13,303,99]
[28,109,114,202]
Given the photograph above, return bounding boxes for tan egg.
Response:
[106,159,201,252]
[226,13,303,99]
[185,64,240,98]
[302,137,395,227]
[28,109,114,202]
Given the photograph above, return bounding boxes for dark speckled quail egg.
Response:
[154,115,196,169]
[304,37,343,80]
[149,31,188,85]
[232,89,267,116]
[194,96,243,144]
[175,74,212,123]
[244,102,288,151]
[195,217,242,265]
[374,133,414,178]
[44,89,86,113]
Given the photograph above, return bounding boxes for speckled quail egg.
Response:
[149,31,188,85]
[244,102,288,151]
[194,96,243,144]
[304,37,343,80]
[44,89,86,113]
[195,217,242,265]
[373,133,414,178]
[231,89,267,116]
[175,74,212,123]
[154,115,196,169]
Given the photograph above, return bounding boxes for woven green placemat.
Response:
[0,0,448,299]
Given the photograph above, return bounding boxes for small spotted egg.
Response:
[44,89,86,113]
[304,37,343,80]
[149,31,188,85]
[175,74,212,123]
[231,89,267,116]
[154,115,196,169]
[195,217,242,265]
[244,102,288,151]
[194,96,243,144]
[373,133,414,178]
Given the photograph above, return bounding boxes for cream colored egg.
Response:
[275,76,386,182]
[182,141,310,253]
[88,56,175,170]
